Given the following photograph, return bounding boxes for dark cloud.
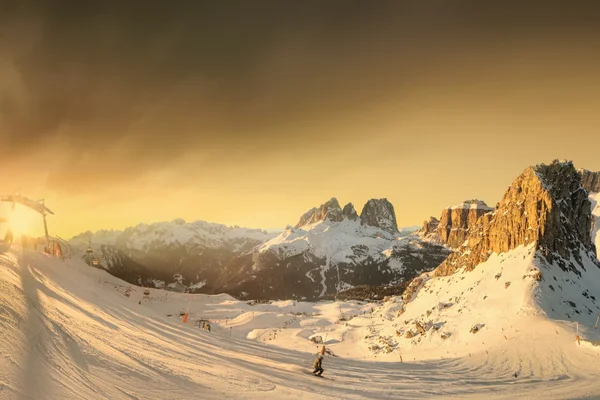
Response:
[1,1,599,192]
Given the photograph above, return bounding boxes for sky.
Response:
[1,1,600,238]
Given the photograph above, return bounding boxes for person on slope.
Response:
[312,354,324,376]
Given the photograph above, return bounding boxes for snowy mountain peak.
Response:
[359,198,398,234]
[295,197,398,233]
[295,197,344,228]
[70,219,276,253]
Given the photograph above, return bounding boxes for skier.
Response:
[312,353,324,376]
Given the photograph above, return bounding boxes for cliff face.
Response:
[296,198,344,227]
[435,161,598,277]
[419,217,440,239]
[436,200,493,248]
[417,200,492,248]
[360,198,399,234]
[581,169,600,193]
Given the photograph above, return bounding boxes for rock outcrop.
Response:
[434,160,599,277]
[296,198,344,227]
[420,217,440,237]
[581,169,600,193]
[360,198,399,234]
[417,200,492,248]
[342,202,359,221]
[436,200,493,248]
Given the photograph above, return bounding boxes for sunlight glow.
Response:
[7,205,38,236]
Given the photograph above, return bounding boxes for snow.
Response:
[259,218,403,265]
[2,243,600,399]
[187,280,207,291]
[69,219,277,253]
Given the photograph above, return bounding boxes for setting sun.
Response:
[7,205,38,236]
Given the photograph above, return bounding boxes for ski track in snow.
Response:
[1,244,600,399]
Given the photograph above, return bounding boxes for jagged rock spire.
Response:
[296,198,343,227]
[342,202,358,221]
[360,198,399,234]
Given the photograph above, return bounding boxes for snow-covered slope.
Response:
[366,246,600,361]
[2,244,600,399]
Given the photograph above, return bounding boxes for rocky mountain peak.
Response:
[296,198,344,228]
[580,169,600,193]
[437,199,493,248]
[342,202,359,221]
[360,198,399,233]
[435,160,598,277]
[417,217,440,241]
[421,217,439,234]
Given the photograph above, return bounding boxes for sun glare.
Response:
[7,205,37,236]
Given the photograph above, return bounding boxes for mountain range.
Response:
[69,161,600,302]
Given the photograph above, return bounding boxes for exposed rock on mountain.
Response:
[581,169,600,193]
[388,162,600,364]
[420,217,439,238]
[417,200,492,248]
[360,198,399,234]
[434,160,599,277]
[296,198,344,227]
[437,200,493,248]
[343,202,359,221]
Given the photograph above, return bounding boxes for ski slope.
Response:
[1,245,600,399]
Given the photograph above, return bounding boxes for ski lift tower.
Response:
[86,240,94,265]
[0,192,54,251]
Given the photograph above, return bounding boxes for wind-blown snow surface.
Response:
[2,245,600,399]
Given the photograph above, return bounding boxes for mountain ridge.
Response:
[69,197,450,300]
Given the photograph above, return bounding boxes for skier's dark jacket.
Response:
[313,355,323,369]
